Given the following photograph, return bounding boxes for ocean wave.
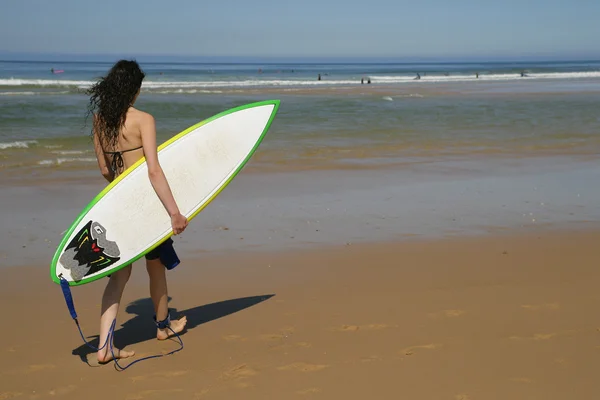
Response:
[152,89,224,94]
[0,78,357,89]
[1,71,600,90]
[369,71,600,83]
[50,150,88,155]
[0,90,71,96]
[0,91,37,96]
[0,78,90,87]
[0,140,37,150]
[38,157,96,166]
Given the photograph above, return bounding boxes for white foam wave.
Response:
[0,78,363,89]
[50,150,88,155]
[0,91,36,96]
[38,157,96,166]
[381,94,424,101]
[0,78,91,87]
[152,89,224,94]
[369,71,600,83]
[1,71,599,90]
[0,90,71,96]
[140,79,362,89]
[0,140,37,150]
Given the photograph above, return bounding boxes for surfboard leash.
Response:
[59,276,184,371]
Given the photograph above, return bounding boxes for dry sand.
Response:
[1,229,600,399]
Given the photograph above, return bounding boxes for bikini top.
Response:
[104,145,142,175]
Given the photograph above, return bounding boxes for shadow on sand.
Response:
[72,294,275,365]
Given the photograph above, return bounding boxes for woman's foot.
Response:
[97,348,135,364]
[157,316,187,340]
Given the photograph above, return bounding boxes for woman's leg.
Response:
[146,258,187,340]
[97,264,135,363]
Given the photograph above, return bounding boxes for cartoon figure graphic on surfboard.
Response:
[59,220,121,281]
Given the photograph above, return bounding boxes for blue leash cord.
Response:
[59,276,184,371]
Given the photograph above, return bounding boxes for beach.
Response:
[2,230,600,399]
[1,59,600,398]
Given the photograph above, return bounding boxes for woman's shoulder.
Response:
[129,108,155,124]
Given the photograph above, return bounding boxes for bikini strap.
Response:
[120,145,143,154]
[104,146,143,175]
[104,145,142,155]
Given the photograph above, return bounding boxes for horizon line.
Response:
[1,50,599,64]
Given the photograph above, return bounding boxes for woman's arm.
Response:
[140,113,188,234]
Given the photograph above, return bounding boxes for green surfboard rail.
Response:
[50,99,281,286]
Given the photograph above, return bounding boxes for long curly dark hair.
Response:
[86,60,145,150]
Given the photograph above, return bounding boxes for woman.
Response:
[87,60,188,363]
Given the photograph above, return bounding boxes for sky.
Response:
[0,0,599,60]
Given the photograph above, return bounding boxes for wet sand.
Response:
[3,156,600,267]
[1,229,600,399]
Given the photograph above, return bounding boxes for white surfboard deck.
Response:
[51,100,280,286]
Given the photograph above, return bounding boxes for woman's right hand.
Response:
[171,213,188,235]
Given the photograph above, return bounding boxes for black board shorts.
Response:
[146,237,180,270]
[145,237,174,260]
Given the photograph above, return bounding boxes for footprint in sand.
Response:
[335,324,391,332]
[0,392,23,400]
[48,385,76,396]
[131,371,188,383]
[220,364,259,381]
[194,389,211,398]
[428,310,466,318]
[223,334,247,342]
[510,329,579,341]
[554,358,571,366]
[260,333,287,341]
[270,341,314,352]
[278,362,328,372]
[511,377,534,384]
[455,395,470,400]
[260,326,295,341]
[360,355,384,363]
[26,364,56,373]
[296,388,322,395]
[521,303,560,311]
[219,364,258,389]
[234,380,254,389]
[402,343,442,356]
[126,389,184,400]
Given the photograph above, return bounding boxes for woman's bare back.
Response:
[104,107,152,175]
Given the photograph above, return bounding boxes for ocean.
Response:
[1,59,600,179]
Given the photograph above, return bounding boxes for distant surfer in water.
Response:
[86,60,188,364]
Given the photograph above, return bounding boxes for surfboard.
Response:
[51,100,280,286]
